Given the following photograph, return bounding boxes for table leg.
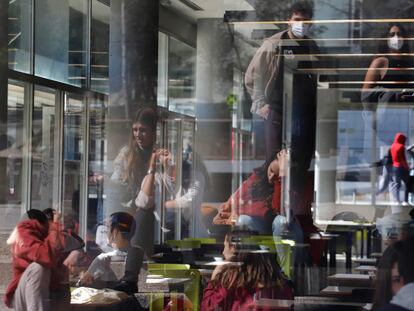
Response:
[345,232,352,270]
[329,236,336,268]
[367,228,372,257]
[360,228,365,258]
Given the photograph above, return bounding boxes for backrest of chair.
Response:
[184,237,216,244]
[148,268,201,311]
[148,263,190,271]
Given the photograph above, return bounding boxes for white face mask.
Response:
[388,35,403,51]
[291,21,310,38]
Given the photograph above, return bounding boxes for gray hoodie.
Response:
[390,283,414,311]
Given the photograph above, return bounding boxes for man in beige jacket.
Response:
[245,0,319,218]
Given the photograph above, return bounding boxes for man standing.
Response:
[245,1,318,218]
[390,132,410,205]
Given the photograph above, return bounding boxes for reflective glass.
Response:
[34,0,87,87]
[168,37,196,116]
[91,0,109,94]
[31,87,56,210]
[8,0,31,72]
[62,93,85,233]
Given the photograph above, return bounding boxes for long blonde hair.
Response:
[123,107,157,189]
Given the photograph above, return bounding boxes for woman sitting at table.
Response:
[201,229,293,311]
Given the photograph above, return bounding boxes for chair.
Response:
[148,263,190,272]
[148,268,201,311]
[258,239,293,279]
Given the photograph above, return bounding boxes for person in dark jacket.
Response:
[377,237,414,311]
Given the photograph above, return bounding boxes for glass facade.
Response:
[1,0,414,308]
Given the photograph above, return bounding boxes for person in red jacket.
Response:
[4,209,64,311]
[390,132,410,205]
[202,229,293,311]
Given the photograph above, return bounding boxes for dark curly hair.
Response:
[289,1,314,20]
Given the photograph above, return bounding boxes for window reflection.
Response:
[168,37,196,116]
[31,87,56,210]
[8,0,31,73]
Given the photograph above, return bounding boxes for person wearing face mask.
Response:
[362,24,414,145]
[362,24,414,208]
[245,1,319,237]
[245,0,318,164]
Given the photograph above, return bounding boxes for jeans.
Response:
[237,214,306,265]
[390,166,409,203]
[12,262,51,311]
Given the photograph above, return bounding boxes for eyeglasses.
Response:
[388,32,403,37]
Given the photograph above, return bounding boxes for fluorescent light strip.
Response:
[329,81,414,84]
[282,53,414,57]
[298,67,414,72]
[228,18,414,25]
[291,38,414,42]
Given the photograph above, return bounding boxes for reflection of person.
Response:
[362,23,414,145]
[4,210,64,310]
[245,1,318,223]
[390,133,410,205]
[107,108,174,294]
[201,230,293,310]
[213,151,288,235]
[245,0,318,163]
[377,237,414,311]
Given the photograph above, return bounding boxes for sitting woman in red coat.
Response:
[201,229,294,311]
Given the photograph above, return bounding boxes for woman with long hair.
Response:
[362,23,413,207]
[372,241,404,310]
[103,107,175,294]
[202,230,293,310]
[362,23,413,141]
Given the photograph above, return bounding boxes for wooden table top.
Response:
[248,298,294,310]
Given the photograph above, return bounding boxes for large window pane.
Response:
[91,0,109,94]
[8,0,31,72]
[157,32,168,108]
[35,0,87,87]
[31,87,57,210]
[168,37,196,116]
[62,93,85,233]
[87,95,107,238]
[0,81,25,228]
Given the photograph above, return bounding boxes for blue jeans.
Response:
[237,215,271,234]
[237,214,307,265]
[390,166,409,203]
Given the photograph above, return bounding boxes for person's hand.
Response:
[79,271,94,285]
[277,149,289,177]
[157,149,173,167]
[211,264,226,280]
[257,104,270,120]
[165,200,175,209]
[53,211,62,223]
[165,295,193,310]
